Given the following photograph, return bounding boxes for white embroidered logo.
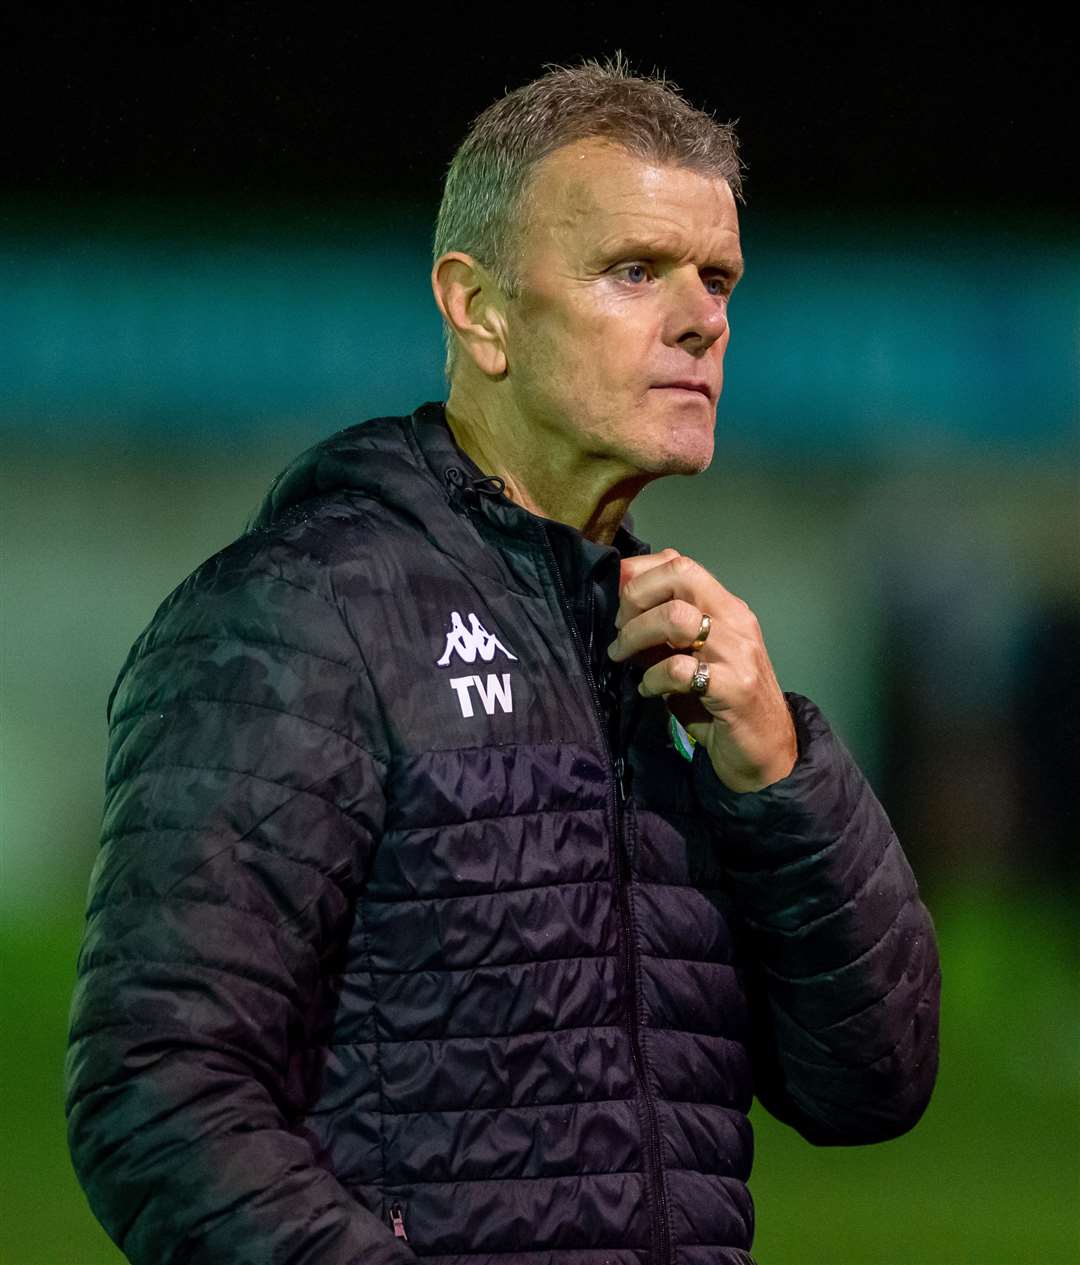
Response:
[436,611,518,667]
[436,611,518,718]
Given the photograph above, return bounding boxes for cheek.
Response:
[510,292,658,409]
[585,310,658,392]
[511,295,583,370]
[534,318,616,396]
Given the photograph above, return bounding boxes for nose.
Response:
[664,274,729,356]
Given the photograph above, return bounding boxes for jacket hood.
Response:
[246,400,481,536]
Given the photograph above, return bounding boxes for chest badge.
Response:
[436,610,518,718]
[670,712,697,761]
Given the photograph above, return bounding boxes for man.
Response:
[66,59,940,1265]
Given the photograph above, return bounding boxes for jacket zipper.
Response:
[540,534,672,1265]
[389,1202,408,1240]
[613,759,671,1265]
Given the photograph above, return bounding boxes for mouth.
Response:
[652,381,713,402]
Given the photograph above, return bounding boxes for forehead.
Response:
[522,137,740,260]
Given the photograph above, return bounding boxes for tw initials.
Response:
[449,672,514,718]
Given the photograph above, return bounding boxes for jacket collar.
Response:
[408,400,651,563]
[247,399,651,592]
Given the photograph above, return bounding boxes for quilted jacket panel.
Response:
[66,403,940,1265]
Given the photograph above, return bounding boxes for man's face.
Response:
[502,137,743,479]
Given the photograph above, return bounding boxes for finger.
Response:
[619,553,752,631]
[637,652,712,701]
[617,549,680,598]
[608,598,704,661]
[615,550,685,629]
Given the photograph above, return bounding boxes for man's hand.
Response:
[607,549,798,793]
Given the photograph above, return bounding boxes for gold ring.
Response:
[689,661,710,695]
[691,614,711,652]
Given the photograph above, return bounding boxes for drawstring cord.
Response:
[444,467,507,502]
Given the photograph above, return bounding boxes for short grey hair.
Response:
[433,54,744,376]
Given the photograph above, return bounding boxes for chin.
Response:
[662,448,714,477]
[634,397,717,475]
[645,426,715,477]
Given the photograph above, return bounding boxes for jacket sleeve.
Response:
[690,691,941,1146]
[65,545,415,1265]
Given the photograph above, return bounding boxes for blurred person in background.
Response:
[65,57,940,1265]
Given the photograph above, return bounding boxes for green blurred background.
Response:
[3,11,1078,1264]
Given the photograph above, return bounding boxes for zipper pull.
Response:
[614,755,632,805]
[389,1203,408,1240]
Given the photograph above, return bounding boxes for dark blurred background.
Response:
[2,6,1077,1263]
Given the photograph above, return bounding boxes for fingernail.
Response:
[607,640,619,659]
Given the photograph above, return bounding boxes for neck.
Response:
[444,382,648,547]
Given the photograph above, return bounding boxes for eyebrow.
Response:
[597,236,745,282]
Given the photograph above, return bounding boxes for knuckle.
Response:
[620,579,643,607]
[677,655,698,685]
[734,665,758,697]
[734,595,757,624]
[669,599,697,635]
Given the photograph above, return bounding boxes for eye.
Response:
[703,275,730,297]
[620,263,651,284]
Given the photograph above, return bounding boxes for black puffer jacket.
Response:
[66,402,940,1265]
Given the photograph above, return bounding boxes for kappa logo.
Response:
[436,611,518,667]
[436,610,518,718]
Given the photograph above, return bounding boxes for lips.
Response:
[653,381,713,400]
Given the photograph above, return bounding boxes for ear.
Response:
[431,252,509,378]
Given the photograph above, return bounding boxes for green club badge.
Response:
[669,713,697,761]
